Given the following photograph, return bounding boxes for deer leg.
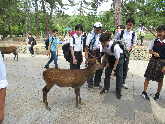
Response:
[75,87,79,108]
[16,54,18,61]
[42,85,50,110]
[78,87,82,104]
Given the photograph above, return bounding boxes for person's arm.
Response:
[46,42,51,56]
[105,52,109,69]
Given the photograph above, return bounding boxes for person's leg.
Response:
[154,81,163,100]
[142,78,150,100]
[94,57,102,87]
[157,81,163,93]
[144,78,150,92]
[52,51,58,68]
[123,56,129,89]
[31,45,34,55]
[116,54,124,99]
[27,44,29,54]
[87,51,94,88]
[0,88,6,124]
[46,51,54,67]
[100,56,114,94]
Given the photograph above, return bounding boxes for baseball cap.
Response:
[93,22,102,28]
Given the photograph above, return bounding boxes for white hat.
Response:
[93,22,102,28]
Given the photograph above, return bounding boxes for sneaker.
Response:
[141,91,150,100]
[122,84,128,89]
[117,93,122,99]
[100,89,108,94]
[32,55,34,57]
[44,65,49,69]
[154,92,160,100]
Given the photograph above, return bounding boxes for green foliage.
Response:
[0,0,164,37]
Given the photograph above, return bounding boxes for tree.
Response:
[113,0,122,35]
[34,0,39,38]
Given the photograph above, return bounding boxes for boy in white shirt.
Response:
[85,22,102,89]
[114,17,137,89]
[100,33,124,99]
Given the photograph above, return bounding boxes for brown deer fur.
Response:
[0,46,18,61]
[42,58,102,109]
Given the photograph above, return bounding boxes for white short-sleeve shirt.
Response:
[102,41,123,59]
[148,38,165,50]
[86,33,101,50]
[69,33,82,52]
[0,51,9,89]
[114,29,137,48]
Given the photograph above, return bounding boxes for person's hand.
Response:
[73,58,77,64]
[110,70,114,77]
[128,48,132,51]
[105,63,109,70]
[162,66,165,73]
[56,51,58,56]
[46,51,50,56]
[154,52,160,57]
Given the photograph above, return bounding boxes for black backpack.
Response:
[120,30,135,44]
[45,36,53,50]
[33,38,37,45]
[62,36,82,62]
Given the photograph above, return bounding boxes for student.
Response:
[100,33,124,99]
[70,29,76,36]
[0,51,8,123]
[85,22,102,89]
[70,24,83,69]
[44,29,58,69]
[28,33,35,57]
[114,17,137,89]
[142,25,165,100]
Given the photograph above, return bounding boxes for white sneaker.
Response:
[32,55,34,57]
[122,84,128,89]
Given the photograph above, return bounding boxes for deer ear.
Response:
[85,57,90,62]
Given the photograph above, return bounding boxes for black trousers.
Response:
[30,45,34,55]
[103,54,124,94]
[123,56,129,84]
[87,49,102,88]
[70,51,82,69]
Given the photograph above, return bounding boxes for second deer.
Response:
[0,46,18,61]
[42,57,102,110]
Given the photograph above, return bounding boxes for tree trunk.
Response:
[25,0,30,36]
[3,24,6,40]
[9,24,12,38]
[35,0,39,38]
[41,0,46,14]
[113,0,122,35]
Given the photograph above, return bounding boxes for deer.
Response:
[42,57,102,110]
[0,46,18,61]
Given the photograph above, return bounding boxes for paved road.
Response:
[2,52,165,124]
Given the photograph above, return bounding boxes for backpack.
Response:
[111,39,130,57]
[120,30,135,44]
[62,36,82,62]
[32,38,37,45]
[45,36,53,50]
